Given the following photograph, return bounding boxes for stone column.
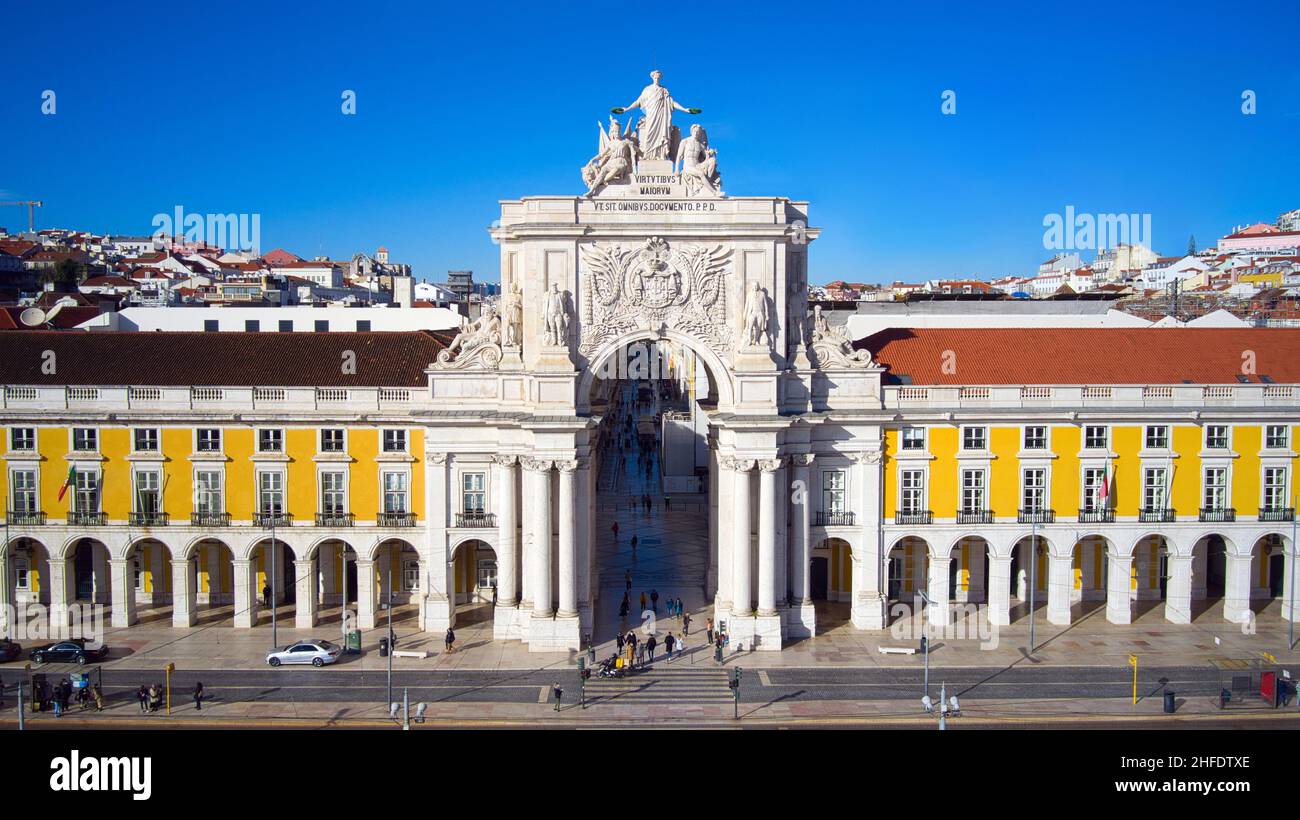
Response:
[172,557,196,627]
[423,452,449,633]
[1105,551,1134,625]
[523,458,554,619]
[295,558,317,628]
[109,558,137,628]
[556,460,579,618]
[1164,555,1193,624]
[1222,553,1254,624]
[0,551,11,638]
[987,554,1012,626]
[730,459,754,616]
[232,558,257,628]
[715,453,733,612]
[492,455,519,608]
[1046,553,1074,625]
[851,448,887,630]
[757,459,780,617]
[707,444,720,596]
[790,455,812,605]
[356,558,377,629]
[1283,539,1299,623]
[926,555,951,628]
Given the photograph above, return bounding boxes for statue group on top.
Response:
[582,70,722,196]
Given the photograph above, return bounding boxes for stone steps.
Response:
[583,666,733,704]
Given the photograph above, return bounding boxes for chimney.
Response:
[393,275,413,308]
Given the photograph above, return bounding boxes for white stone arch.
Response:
[57,533,113,561]
[451,533,498,560]
[364,535,419,562]
[121,534,177,563]
[239,533,308,562]
[576,327,735,414]
[1241,528,1293,555]
[1,534,49,559]
[885,532,931,556]
[180,534,232,561]
[943,531,1018,560]
[1188,530,1241,558]
[304,534,358,561]
[1127,530,1183,558]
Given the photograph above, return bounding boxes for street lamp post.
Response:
[917,590,932,700]
[270,515,278,650]
[1290,491,1297,651]
[1027,521,1038,654]
[386,558,394,709]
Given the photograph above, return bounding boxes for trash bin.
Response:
[346,630,362,655]
[1163,690,1176,713]
[378,637,389,658]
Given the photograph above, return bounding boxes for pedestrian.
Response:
[52,679,66,717]
[676,635,686,660]
[706,618,714,644]
[631,534,638,554]
[625,570,632,592]
[445,627,456,653]
[148,684,162,713]
[91,684,104,712]
[553,682,564,712]
[664,496,671,511]
[640,591,647,611]
[664,632,676,660]
[683,612,692,636]
[612,521,620,542]
[137,685,149,714]
[193,681,204,711]
[650,589,659,613]
[616,633,625,654]
[262,584,272,609]
[647,634,658,663]
[637,642,647,666]
[619,599,629,619]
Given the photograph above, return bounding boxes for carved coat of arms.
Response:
[579,237,731,358]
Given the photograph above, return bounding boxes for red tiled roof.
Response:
[859,327,1300,385]
[0,330,453,386]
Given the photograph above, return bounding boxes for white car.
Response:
[266,639,343,667]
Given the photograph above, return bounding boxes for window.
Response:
[1205,425,1229,449]
[1145,425,1169,449]
[1202,467,1228,511]
[10,428,35,451]
[1084,426,1108,449]
[258,472,284,515]
[197,428,222,452]
[1023,426,1047,450]
[1082,467,1107,510]
[900,470,924,513]
[1265,425,1289,449]
[133,428,159,452]
[320,471,346,515]
[134,470,161,513]
[74,470,99,513]
[383,471,409,514]
[382,429,407,453]
[314,320,329,332]
[320,429,345,453]
[1142,467,1168,511]
[278,320,293,332]
[15,559,29,590]
[244,319,259,332]
[72,428,98,451]
[960,469,985,513]
[258,429,283,453]
[1263,467,1288,511]
[203,319,218,332]
[462,472,485,514]
[195,470,222,514]
[10,469,37,513]
[962,427,986,451]
[357,320,371,332]
[901,427,926,451]
[1021,468,1046,512]
[403,559,420,592]
[822,470,846,515]
[133,557,142,591]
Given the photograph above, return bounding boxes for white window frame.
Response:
[461,471,486,515]
[1081,466,1107,511]
[257,428,284,454]
[195,428,223,454]
[1083,425,1109,450]
[1202,466,1229,511]
[381,469,410,514]
[1142,466,1169,511]
[822,469,847,515]
[959,468,986,514]
[319,428,347,454]
[71,427,99,453]
[1144,425,1170,450]
[257,469,286,516]
[193,469,224,515]
[1264,425,1289,450]
[1021,467,1047,512]
[132,427,160,453]
[15,558,30,590]
[901,427,926,452]
[73,469,101,514]
[9,427,36,452]
[402,559,420,592]
[382,428,408,454]
[132,467,163,514]
[899,468,926,514]
[1262,466,1289,512]
[961,426,987,452]
[1204,424,1230,450]
[319,469,348,516]
[1022,425,1048,451]
[9,467,39,513]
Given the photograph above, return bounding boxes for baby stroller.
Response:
[596,657,622,679]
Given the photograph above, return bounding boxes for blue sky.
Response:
[2,0,1297,284]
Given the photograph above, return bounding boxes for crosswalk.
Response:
[583,665,734,705]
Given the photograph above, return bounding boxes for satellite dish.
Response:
[19,307,46,327]
[45,302,67,323]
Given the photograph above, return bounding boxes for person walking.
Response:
[706,618,714,645]
[52,679,66,718]
[640,591,647,612]
[646,634,658,664]
[137,685,149,714]
[664,496,671,511]
[91,684,104,712]
[262,583,272,610]
[611,521,620,543]
[552,683,564,712]
[683,612,692,636]
[192,681,204,712]
[650,589,659,613]
[616,632,625,655]
[664,632,676,661]
[618,598,629,620]
[630,534,638,555]
[625,570,632,593]
[637,641,647,666]
[445,628,456,654]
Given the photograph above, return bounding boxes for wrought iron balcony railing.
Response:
[1259,507,1295,522]
[456,512,496,528]
[956,510,993,524]
[255,512,292,528]
[815,511,856,526]
[1077,508,1114,523]
[315,512,354,527]
[379,512,416,528]
[7,510,45,525]
[69,510,106,526]
[1138,508,1175,523]
[1199,507,1236,523]
[191,511,231,527]
[1017,509,1055,524]
[129,511,169,526]
[894,510,933,525]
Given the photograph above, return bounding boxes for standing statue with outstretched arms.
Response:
[612,70,701,161]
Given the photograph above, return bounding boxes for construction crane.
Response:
[0,200,43,233]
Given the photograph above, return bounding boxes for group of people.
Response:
[135,681,205,713]
[613,627,687,669]
[34,677,104,716]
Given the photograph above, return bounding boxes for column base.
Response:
[423,596,452,633]
[1046,606,1072,626]
[172,607,196,628]
[787,600,817,639]
[851,592,888,630]
[1222,602,1252,625]
[295,611,317,630]
[493,604,527,640]
[1163,600,1192,625]
[526,613,580,651]
[720,614,783,651]
[1105,603,1133,625]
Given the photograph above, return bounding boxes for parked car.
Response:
[0,639,22,662]
[266,639,343,668]
[29,639,109,665]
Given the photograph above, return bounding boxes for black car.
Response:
[0,639,21,662]
[29,639,108,665]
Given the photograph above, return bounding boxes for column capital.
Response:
[758,458,783,473]
[491,454,519,467]
[849,447,884,465]
[554,459,580,473]
[721,456,755,472]
[788,453,815,467]
[521,457,553,473]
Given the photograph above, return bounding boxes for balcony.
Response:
[895,510,933,525]
[1138,508,1176,523]
[956,510,993,524]
[815,511,856,526]
[191,511,231,527]
[7,510,46,526]
[1017,509,1055,524]
[456,512,497,528]
[379,512,417,528]
[1199,507,1236,523]
[315,512,354,528]
[1077,508,1114,524]
[255,512,293,528]
[129,511,169,526]
[68,510,107,526]
[1260,507,1296,523]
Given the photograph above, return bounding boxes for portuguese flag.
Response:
[1097,463,1110,506]
[57,464,76,502]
